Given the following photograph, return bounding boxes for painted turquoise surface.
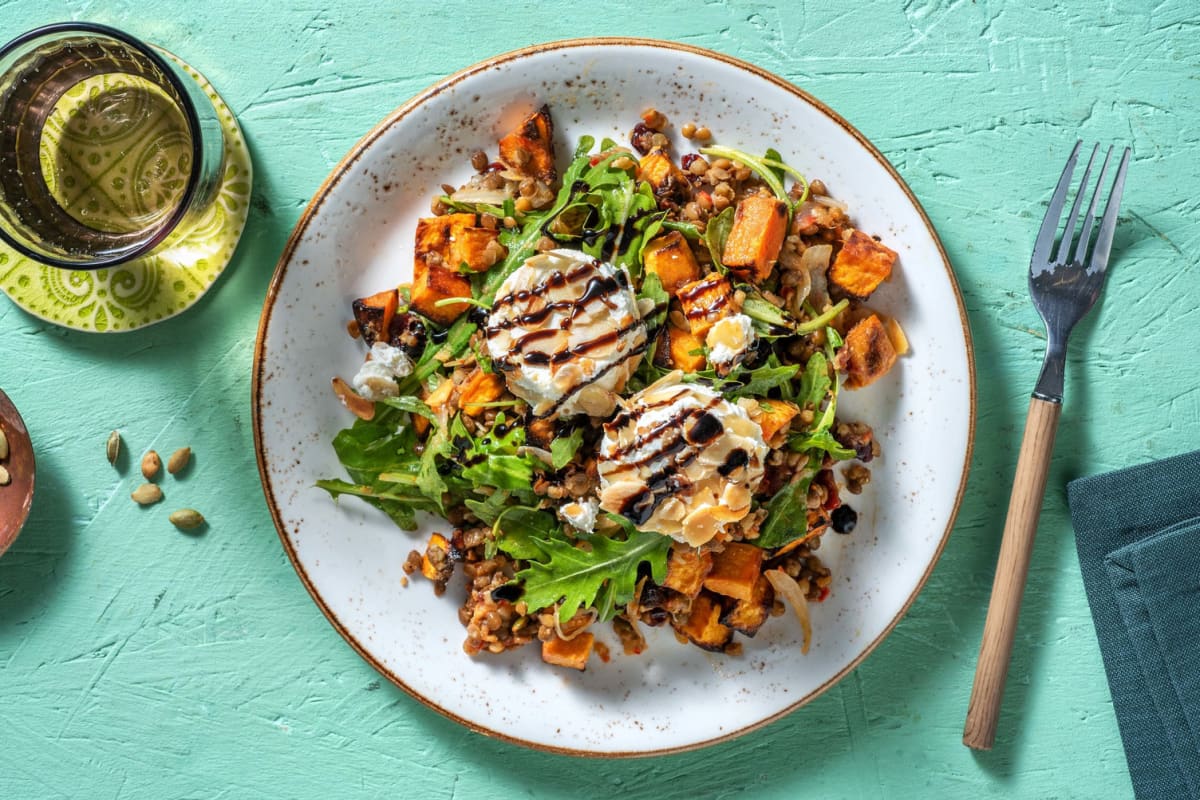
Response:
[1,2,1196,797]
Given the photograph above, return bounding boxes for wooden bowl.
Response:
[0,388,35,557]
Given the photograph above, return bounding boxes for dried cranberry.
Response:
[630,122,655,155]
[485,161,506,172]
[681,153,700,170]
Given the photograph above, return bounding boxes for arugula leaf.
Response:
[515,530,670,621]
[418,424,451,510]
[790,430,855,461]
[316,479,430,530]
[796,298,849,334]
[733,363,800,397]
[638,269,670,332]
[740,289,794,333]
[785,334,852,461]
[464,490,510,526]
[763,147,787,185]
[704,206,735,272]
[797,352,832,413]
[755,455,820,548]
[550,427,584,470]
[493,506,559,560]
[378,395,436,421]
[456,415,540,493]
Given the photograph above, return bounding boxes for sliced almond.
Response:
[0,464,9,486]
[0,427,8,460]
[331,377,376,420]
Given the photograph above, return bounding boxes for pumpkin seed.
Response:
[167,447,191,475]
[141,450,161,480]
[0,427,8,460]
[169,508,205,530]
[131,483,163,505]
[0,465,9,486]
[106,430,121,465]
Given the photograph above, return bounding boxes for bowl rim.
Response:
[0,387,36,557]
[252,35,977,758]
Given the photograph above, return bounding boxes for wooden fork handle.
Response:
[963,396,1062,750]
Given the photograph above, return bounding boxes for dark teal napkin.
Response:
[1068,450,1200,800]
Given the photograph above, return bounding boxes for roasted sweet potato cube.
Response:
[638,149,690,205]
[676,275,733,339]
[829,229,897,299]
[459,370,505,416]
[412,379,454,437]
[499,105,557,184]
[541,632,594,671]
[675,592,732,651]
[411,256,472,325]
[352,289,398,347]
[753,400,800,443]
[662,545,714,598]
[722,195,788,283]
[661,322,706,373]
[843,313,898,389]
[703,542,764,603]
[449,223,504,273]
[720,575,773,636]
[415,213,471,256]
[643,231,701,293]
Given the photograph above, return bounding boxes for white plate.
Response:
[253,38,975,757]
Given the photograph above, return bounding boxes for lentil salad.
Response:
[320,105,906,669]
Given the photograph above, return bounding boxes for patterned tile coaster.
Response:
[0,53,252,333]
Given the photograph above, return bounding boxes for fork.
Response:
[963,142,1131,750]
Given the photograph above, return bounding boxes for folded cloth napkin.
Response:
[1068,450,1200,800]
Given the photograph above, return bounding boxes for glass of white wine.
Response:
[0,22,226,269]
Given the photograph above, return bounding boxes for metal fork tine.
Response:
[1071,146,1113,265]
[1089,147,1131,273]
[1055,144,1099,265]
[1031,140,1082,267]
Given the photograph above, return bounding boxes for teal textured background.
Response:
[2,2,1197,797]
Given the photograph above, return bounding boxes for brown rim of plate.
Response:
[252,36,978,759]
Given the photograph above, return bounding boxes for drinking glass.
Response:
[0,22,226,269]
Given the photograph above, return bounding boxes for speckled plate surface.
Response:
[254,38,975,756]
[0,54,251,333]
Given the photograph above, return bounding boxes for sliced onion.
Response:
[799,243,832,273]
[448,186,513,206]
[554,607,597,641]
[802,244,832,307]
[813,194,849,212]
[882,315,910,356]
[764,569,812,654]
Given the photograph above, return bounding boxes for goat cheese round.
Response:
[705,313,756,375]
[352,342,414,400]
[485,249,646,418]
[596,373,768,546]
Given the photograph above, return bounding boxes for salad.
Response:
[320,105,906,670]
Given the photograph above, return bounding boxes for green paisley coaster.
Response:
[0,55,251,333]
